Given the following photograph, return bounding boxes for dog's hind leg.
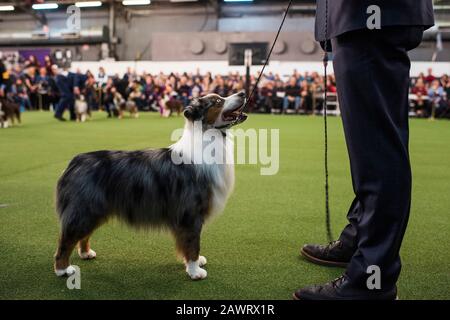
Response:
[54,210,104,276]
[54,233,79,277]
[78,235,97,260]
[174,222,207,280]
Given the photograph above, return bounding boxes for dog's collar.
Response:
[210,125,227,137]
[214,124,231,131]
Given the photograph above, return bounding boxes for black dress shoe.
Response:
[301,240,354,267]
[293,275,398,300]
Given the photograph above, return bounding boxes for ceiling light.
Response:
[32,3,59,10]
[75,1,102,8]
[0,5,14,11]
[122,0,151,6]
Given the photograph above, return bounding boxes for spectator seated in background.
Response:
[1,51,449,120]
[440,74,450,115]
[97,67,107,87]
[271,80,286,113]
[299,79,313,114]
[283,77,301,113]
[84,73,99,111]
[126,80,146,111]
[428,79,448,118]
[11,78,31,112]
[213,76,229,97]
[0,58,5,88]
[36,67,54,111]
[22,66,38,110]
[411,78,430,117]
[178,75,192,108]
[257,81,276,114]
[102,78,116,117]
[424,68,436,84]
[190,77,203,100]
[143,75,157,111]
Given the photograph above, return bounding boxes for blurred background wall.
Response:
[0,0,449,63]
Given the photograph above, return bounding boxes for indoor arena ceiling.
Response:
[1,1,449,10]
[0,1,446,6]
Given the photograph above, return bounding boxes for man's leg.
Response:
[105,102,112,117]
[54,97,67,119]
[295,26,424,299]
[338,198,360,251]
[332,27,425,293]
[69,98,76,121]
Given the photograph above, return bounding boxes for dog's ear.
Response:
[184,99,202,121]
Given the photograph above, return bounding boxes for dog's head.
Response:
[184,91,248,129]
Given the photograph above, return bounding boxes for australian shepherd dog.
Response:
[54,91,247,280]
[0,97,21,128]
[74,94,89,123]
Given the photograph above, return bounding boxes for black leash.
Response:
[240,0,293,114]
[323,0,333,243]
[238,0,333,242]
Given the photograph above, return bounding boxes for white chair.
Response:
[317,92,340,116]
[326,92,340,116]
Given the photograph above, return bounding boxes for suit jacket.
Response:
[315,0,435,43]
[56,72,79,98]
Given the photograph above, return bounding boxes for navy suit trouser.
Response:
[332,26,424,292]
[55,96,75,120]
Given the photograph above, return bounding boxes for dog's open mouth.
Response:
[222,101,248,123]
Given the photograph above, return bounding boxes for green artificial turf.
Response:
[0,111,449,300]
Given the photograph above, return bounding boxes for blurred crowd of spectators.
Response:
[1,55,449,121]
[410,68,450,118]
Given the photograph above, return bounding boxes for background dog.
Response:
[111,88,139,119]
[165,99,184,117]
[121,99,139,119]
[74,95,88,122]
[54,91,247,280]
[0,97,21,128]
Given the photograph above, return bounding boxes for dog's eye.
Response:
[216,99,221,104]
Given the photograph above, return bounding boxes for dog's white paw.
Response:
[198,255,207,267]
[55,265,76,277]
[78,249,96,260]
[187,267,207,280]
[186,260,207,280]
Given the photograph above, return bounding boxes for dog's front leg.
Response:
[185,257,207,280]
[174,223,207,280]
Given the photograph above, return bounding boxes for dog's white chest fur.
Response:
[205,162,235,216]
[171,122,235,216]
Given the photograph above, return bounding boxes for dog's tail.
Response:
[55,156,81,219]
